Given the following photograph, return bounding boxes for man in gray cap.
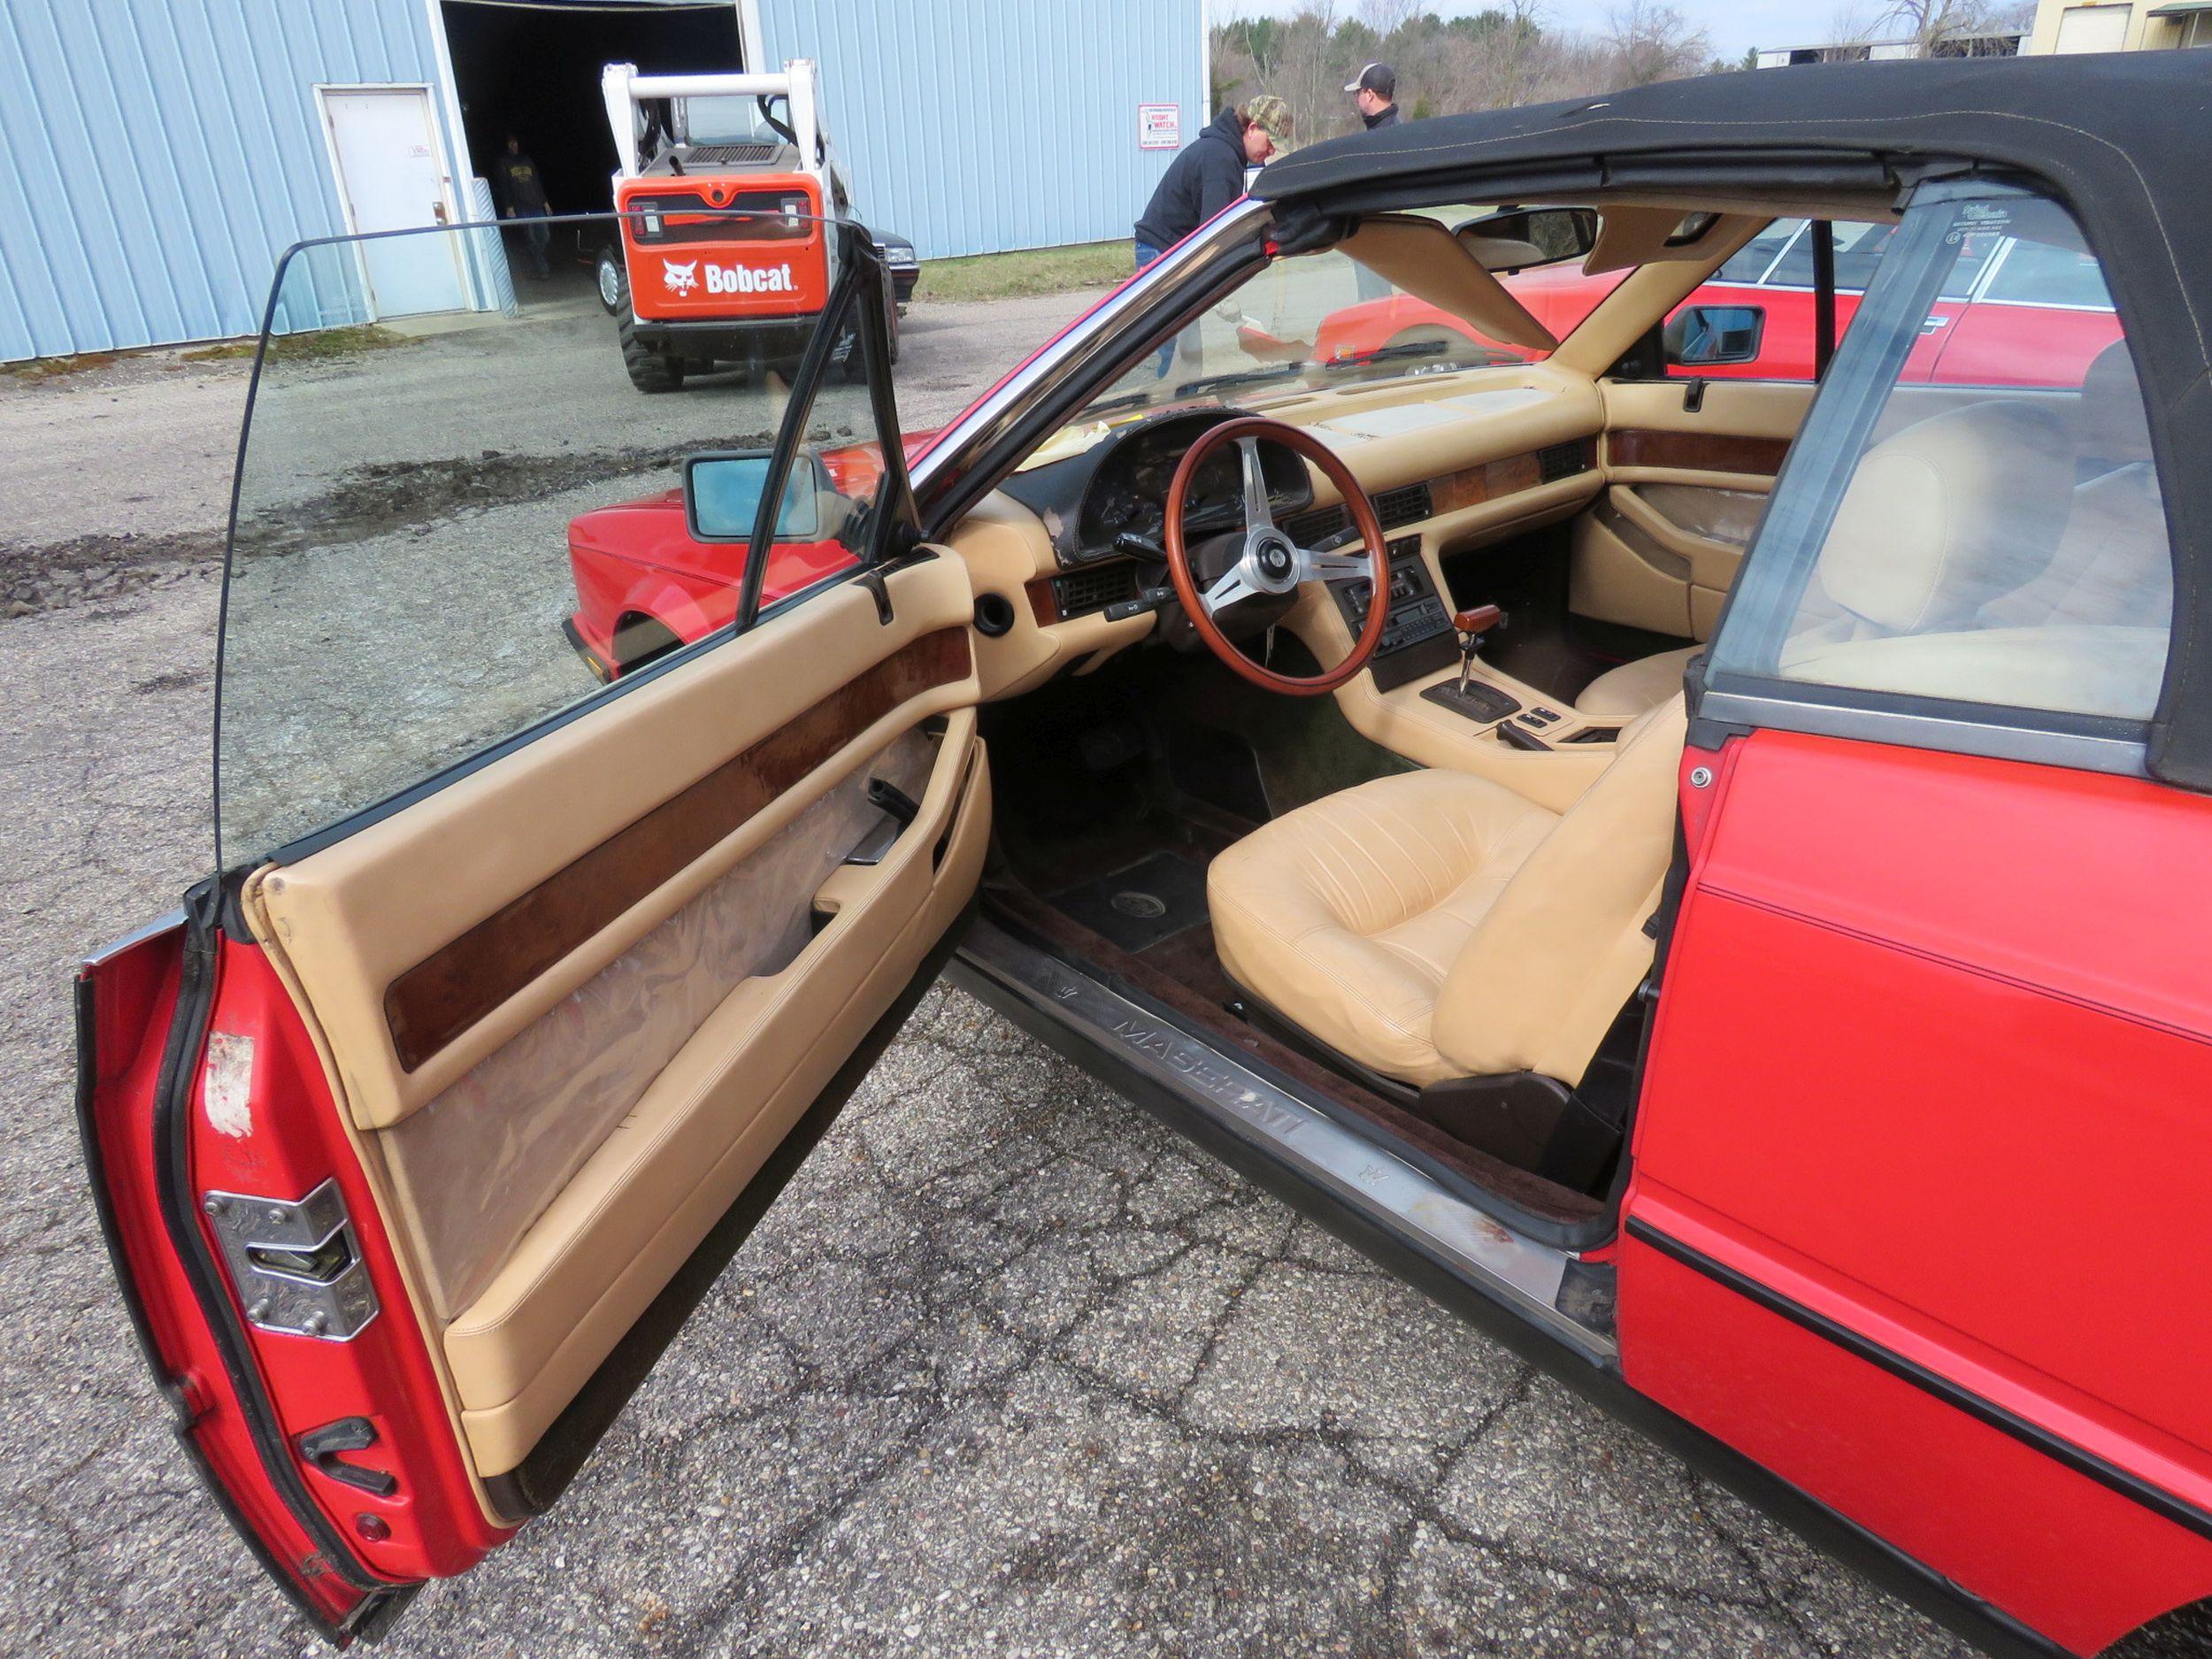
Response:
[1346,62,1401,131]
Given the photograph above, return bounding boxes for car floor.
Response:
[979,648,1609,1232]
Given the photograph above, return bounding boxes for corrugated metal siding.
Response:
[755,0,1205,260]
[0,0,445,361]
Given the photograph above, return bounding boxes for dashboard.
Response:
[999,409,1314,568]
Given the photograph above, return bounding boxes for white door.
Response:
[2053,4,2132,50]
[322,87,467,318]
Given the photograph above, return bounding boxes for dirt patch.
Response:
[248,439,776,557]
[2,528,225,618]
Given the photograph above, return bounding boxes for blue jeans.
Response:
[519,213,550,278]
[1134,241,1176,377]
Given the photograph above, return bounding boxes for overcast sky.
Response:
[1213,1,1858,62]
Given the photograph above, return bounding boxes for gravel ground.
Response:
[0,280,1974,1656]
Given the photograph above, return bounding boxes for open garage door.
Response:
[438,1,747,227]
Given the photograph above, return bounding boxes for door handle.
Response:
[432,201,449,224]
[1918,314,1949,334]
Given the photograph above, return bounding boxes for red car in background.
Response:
[563,433,931,680]
[1316,216,2125,385]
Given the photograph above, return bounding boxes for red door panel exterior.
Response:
[80,912,512,1630]
[1623,728,2212,1652]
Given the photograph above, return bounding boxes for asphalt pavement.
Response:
[0,277,1975,1656]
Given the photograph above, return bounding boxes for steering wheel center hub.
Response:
[1246,526,1301,592]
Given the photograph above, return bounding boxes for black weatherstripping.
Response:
[141,880,414,1640]
[1625,1217,2212,1547]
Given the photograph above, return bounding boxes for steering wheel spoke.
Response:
[1300,546,1372,581]
[1202,565,1258,612]
[1239,437,1274,530]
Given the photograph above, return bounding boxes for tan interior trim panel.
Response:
[449,722,992,1475]
[384,626,971,1071]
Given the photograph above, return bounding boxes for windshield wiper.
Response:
[1320,340,1449,372]
[1171,363,1307,398]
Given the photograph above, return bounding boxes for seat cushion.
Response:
[1575,645,1700,718]
[1207,768,1558,1085]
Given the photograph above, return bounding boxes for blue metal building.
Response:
[0,0,1207,363]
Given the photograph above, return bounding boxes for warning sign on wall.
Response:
[1138,104,1181,150]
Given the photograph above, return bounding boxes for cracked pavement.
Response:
[0,287,1976,1656]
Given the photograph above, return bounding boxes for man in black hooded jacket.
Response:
[1133,99,1286,268]
[1132,98,1287,375]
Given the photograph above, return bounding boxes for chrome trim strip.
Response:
[957,917,1607,1359]
[82,906,189,972]
[1698,687,2150,777]
[906,197,1276,498]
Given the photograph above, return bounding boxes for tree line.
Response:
[1211,1,2034,151]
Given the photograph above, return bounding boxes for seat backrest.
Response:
[1816,399,2073,636]
[1432,695,1687,1085]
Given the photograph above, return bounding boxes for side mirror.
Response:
[1664,303,1765,369]
[683,449,827,541]
[1455,206,1600,274]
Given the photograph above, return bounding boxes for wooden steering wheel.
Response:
[1163,416,1391,696]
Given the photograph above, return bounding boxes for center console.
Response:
[1326,534,1459,691]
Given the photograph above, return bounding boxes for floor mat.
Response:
[1048,851,1211,953]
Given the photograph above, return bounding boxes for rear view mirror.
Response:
[1455,207,1600,274]
[684,449,825,541]
[1665,304,1765,368]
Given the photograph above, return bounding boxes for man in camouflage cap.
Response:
[1240,95,1293,159]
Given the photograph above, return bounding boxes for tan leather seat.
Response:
[1208,696,1687,1087]
[1575,645,1700,718]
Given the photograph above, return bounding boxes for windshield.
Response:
[215,210,884,864]
[681,94,791,148]
[1056,207,1628,456]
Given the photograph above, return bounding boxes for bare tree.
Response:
[1606,0,1712,87]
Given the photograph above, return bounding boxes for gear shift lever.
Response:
[1452,605,1505,692]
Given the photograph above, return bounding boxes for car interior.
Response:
[210,186,2169,1514]
[941,190,2168,1242]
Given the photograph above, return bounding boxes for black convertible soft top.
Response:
[1258,54,2212,787]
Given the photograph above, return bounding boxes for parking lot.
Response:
[0,283,1977,1656]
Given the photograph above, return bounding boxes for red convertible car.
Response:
[75,54,2212,1659]
[1318,212,2125,386]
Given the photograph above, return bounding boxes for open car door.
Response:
[75,214,987,1639]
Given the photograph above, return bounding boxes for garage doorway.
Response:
[438,0,743,219]
[318,85,470,318]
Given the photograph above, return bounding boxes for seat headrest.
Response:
[1817,400,2072,635]
[2078,341,2151,465]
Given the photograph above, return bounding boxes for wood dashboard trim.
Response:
[1608,429,1790,477]
[382,626,972,1072]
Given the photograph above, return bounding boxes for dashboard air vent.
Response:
[1283,504,1348,546]
[1052,563,1141,618]
[1538,439,1595,483]
[1372,482,1433,531]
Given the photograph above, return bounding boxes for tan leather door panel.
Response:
[246,555,988,1483]
[1573,378,1811,638]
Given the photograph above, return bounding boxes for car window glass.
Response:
[1768,219,1894,292]
[1716,218,1800,284]
[216,210,887,864]
[1062,205,1632,437]
[1711,195,2169,725]
[1981,239,2115,310]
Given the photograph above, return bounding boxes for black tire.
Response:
[595,246,625,315]
[618,313,685,394]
